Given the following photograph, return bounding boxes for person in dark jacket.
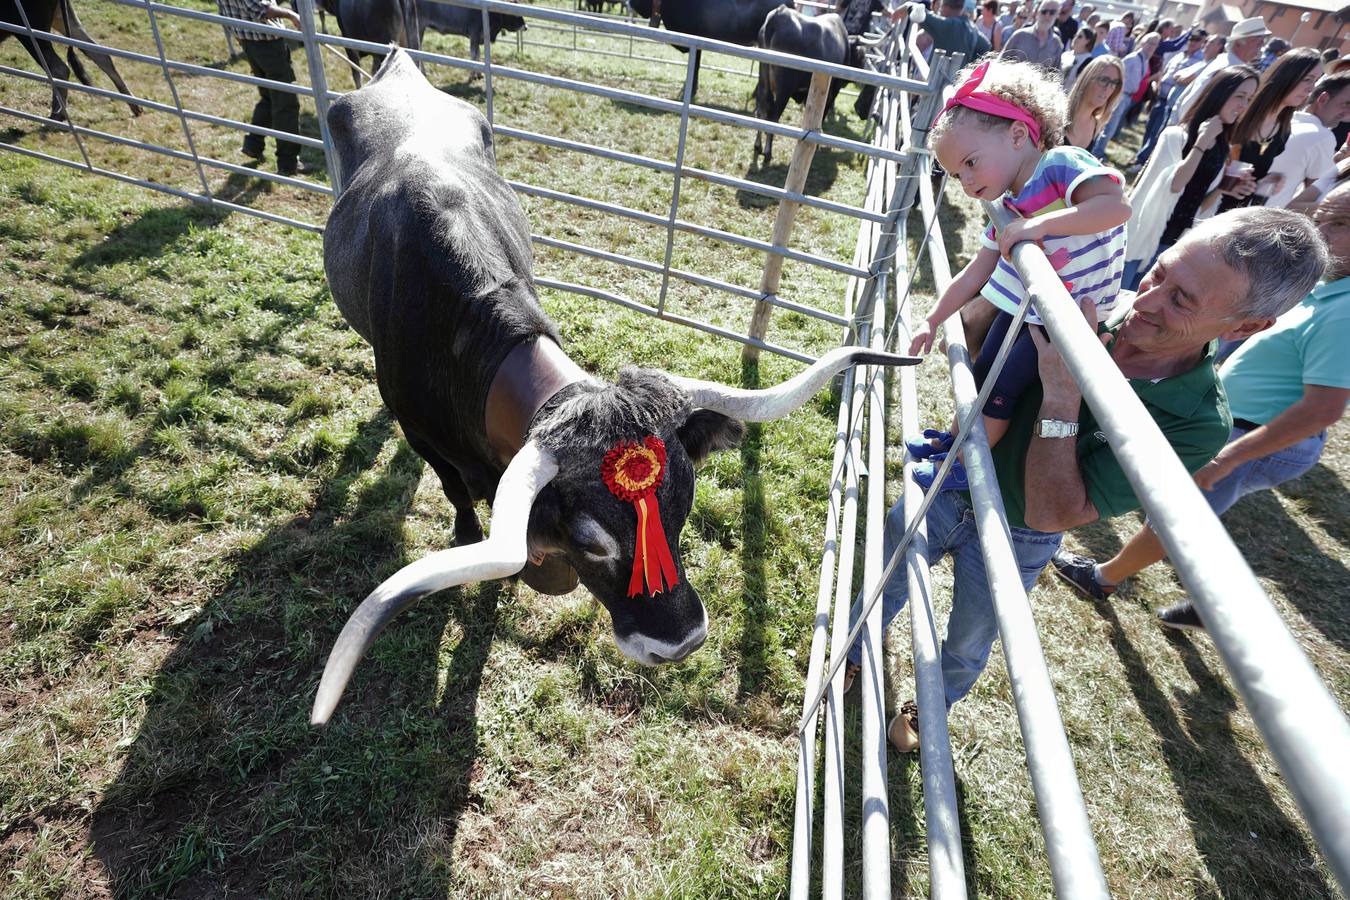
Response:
[892,0,992,63]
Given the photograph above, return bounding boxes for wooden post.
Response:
[743,70,833,363]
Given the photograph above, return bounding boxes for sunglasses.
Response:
[1039,8,1058,14]
[1094,76,1122,88]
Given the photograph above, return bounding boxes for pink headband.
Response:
[933,61,1042,146]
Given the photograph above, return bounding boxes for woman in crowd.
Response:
[999,8,1027,50]
[1121,65,1259,288]
[1061,25,1097,91]
[1063,55,1123,149]
[978,0,1001,49]
[1219,48,1323,212]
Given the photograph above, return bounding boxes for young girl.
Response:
[907,59,1132,491]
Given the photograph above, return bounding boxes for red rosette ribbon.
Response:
[601,436,679,597]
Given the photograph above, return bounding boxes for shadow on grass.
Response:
[89,411,504,896]
[737,146,851,209]
[1095,601,1335,898]
[435,78,488,104]
[69,174,271,269]
[1223,479,1350,656]
[737,357,769,697]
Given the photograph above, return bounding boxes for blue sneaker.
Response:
[904,429,954,460]
[910,453,968,491]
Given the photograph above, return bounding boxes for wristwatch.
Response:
[1035,418,1079,439]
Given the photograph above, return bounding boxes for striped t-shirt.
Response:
[980,146,1126,325]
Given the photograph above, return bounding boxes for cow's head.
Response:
[311,347,916,724]
[488,12,527,39]
[521,370,742,666]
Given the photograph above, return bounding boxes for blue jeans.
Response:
[846,491,1064,708]
[1203,426,1327,515]
[1134,93,1173,165]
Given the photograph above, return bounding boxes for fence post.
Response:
[296,0,343,193]
[743,70,832,363]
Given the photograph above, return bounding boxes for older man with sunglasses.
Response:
[1001,0,1063,69]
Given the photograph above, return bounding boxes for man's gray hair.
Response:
[1198,208,1330,320]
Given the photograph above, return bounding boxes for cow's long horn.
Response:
[669,346,919,422]
[311,442,558,725]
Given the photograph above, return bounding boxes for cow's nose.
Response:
[653,622,707,663]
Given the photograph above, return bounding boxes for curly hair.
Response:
[929,60,1068,151]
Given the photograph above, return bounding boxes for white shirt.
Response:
[1265,111,1339,209]
[1170,51,1245,125]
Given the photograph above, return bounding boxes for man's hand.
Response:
[997,216,1043,260]
[263,3,301,26]
[1028,297,1106,407]
[890,1,918,22]
[1193,450,1238,490]
[909,319,937,355]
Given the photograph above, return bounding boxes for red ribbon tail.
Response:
[628,498,647,597]
[626,495,680,597]
[646,496,679,593]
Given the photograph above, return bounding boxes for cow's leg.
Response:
[826,76,845,118]
[401,432,484,546]
[16,34,73,122]
[57,0,142,115]
[347,49,365,87]
[688,47,701,98]
[752,68,772,163]
[761,73,792,165]
[467,20,483,78]
[63,48,92,85]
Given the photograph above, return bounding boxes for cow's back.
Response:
[658,0,791,46]
[1,0,60,37]
[324,49,557,498]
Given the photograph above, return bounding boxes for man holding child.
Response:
[849,208,1328,752]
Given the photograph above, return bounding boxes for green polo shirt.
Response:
[978,327,1232,530]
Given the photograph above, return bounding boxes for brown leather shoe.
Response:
[842,661,861,693]
[887,700,920,753]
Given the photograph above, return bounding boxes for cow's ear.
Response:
[677,410,745,464]
[526,486,567,555]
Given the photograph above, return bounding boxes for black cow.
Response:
[333,0,523,87]
[1,0,141,121]
[417,0,525,65]
[332,0,420,86]
[751,7,861,164]
[626,0,790,97]
[312,48,915,724]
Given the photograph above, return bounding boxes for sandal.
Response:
[887,699,920,753]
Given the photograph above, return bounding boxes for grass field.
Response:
[2,4,1349,898]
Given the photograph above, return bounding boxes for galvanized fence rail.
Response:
[3,2,1349,897]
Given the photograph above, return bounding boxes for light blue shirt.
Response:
[1220,277,1350,425]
